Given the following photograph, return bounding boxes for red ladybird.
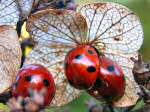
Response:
[12,64,55,106]
[88,56,125,102]
[65,45,100,90]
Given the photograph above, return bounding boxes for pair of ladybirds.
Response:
[12,45,125,106]
[65,45,125,102]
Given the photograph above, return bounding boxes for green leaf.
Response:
[130,99,145,112]
[0,103,10,112]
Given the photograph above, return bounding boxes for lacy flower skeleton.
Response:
[25,3,143,107]
[0,0,143,108]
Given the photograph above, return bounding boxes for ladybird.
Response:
[64,45,100,90]
[12,64,55,106]
[88,56,125,102]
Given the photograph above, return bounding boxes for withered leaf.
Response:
[0,26,21,94]
[16,0,34,21]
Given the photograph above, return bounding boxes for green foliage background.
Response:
[0,0,150,112]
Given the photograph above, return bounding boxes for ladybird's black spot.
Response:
[68,79,74,85]
[75,55,83,60]
[43,79,50,87]
[87,66,96,73]
[25,76,31,82]
[88,50,94,54]
[107,65,115,72]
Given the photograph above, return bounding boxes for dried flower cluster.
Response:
[7,89,47,112]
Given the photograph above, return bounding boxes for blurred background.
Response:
[0,0,150,112]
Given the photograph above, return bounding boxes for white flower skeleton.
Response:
[25,3,143,107]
